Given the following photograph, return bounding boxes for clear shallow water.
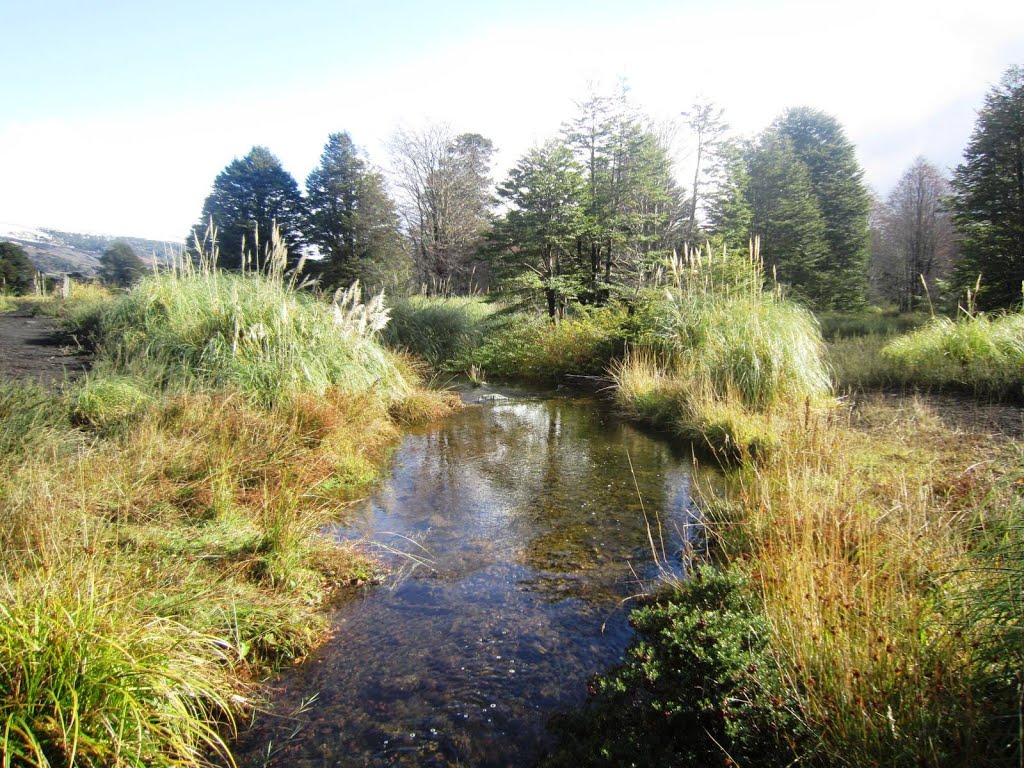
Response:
[233,387,703,767]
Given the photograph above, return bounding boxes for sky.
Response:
[1,0,1022,242]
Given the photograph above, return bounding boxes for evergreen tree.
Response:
[0,241,36,294]
[562,88,684,302]
[745,131,830,301]
[190,146,306,271]
[492,141,589,317]
[772,107,871,308]
[305,132,408,292]
[98,239,147,287]
[950,65,1024,309]
[705,139,754,252]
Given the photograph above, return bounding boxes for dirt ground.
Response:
[0,303,91,386]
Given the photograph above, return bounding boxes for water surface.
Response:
[235,387,702,767]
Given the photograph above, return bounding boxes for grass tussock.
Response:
[0,294,16,312]
[383,294,496,369]
[614,244,831,460]
[0,572,241,768]
[703,396,1023,765]
[882,311,1024,399]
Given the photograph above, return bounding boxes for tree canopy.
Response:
[388,125,495,293]
[98,239,147,287]
[709,108,870,309]
[191,146,306,271]
[0,241,35,294]
[950,65,1024,309]
[305,132,408,292]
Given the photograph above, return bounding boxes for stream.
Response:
[233,386,705,767]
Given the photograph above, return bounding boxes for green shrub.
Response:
[546,565,801,767]
[476,305,626,381]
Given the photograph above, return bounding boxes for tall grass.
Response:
[96,240,409,407]
[383,294,496,369]
[614,244,831,459]
[882,310,1024,398]
[0,572,240,768]
[702,396,1020,765]
[0,295,16,312]
[0,230,458,767]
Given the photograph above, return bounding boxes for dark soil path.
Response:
[0,303,91,386]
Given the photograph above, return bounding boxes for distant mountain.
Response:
[0,223,181,277]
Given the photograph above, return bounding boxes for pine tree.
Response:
[745,131,830,302]
[562,88,684,302]
[950,65,1024,309]
[493,141,589,316]
[0,241,36,294]
[190,146,306,271]
[773,107,871,308]
[305,132,407,292]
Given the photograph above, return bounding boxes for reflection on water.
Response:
[233,387,703,767]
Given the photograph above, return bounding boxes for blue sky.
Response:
[2,0,1023,241]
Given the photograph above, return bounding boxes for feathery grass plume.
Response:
[93,225,409,407]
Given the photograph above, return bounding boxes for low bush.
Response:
[477,305,626,382]
[546,565,801,767]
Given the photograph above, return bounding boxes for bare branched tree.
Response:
[387,124,494,293]
[872,157,956,310]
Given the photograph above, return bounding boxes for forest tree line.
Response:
[179,65,1024,314]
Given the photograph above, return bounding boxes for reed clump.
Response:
[614,243,831,460]
[703,395,1022,765]
[882,309,1024,399]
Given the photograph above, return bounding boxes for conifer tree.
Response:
[772,108,871,308]
[305,132,407,291]
[190,146,306,271]
[950,65,1024,309]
